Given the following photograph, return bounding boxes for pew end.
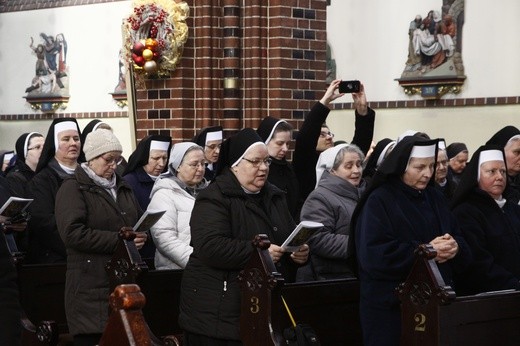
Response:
[398,244,520,345]
[238,234,285,346]
[238,234,363,345]
[99,284,181,346]
[105,229,149,292]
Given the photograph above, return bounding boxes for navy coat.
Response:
[453,189,520,294]
[354,179,470,346]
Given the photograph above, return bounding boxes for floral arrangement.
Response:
[123,0,189,78]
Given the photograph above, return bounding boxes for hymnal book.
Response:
[0,197,33,218]
[133,209,166,233]
[281,220,324,252]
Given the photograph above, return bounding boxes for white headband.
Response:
[264,120,288,144]
[206,131,223,144]
[478,149,504,181]
[507,134,520,145]
[315,144,348,188]
[150,140,170,152]
[438,140,446,150]
[231,142,264,168]
[54,121,78,152]
[376,141,396,167]
[24,132,39,158]
[410,144,437,158]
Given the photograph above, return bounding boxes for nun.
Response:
[486,125,520,204]
[27,118,82,264]
[6,132,45,197]
[446,141,469,187]
[350,136,471,346]
[179,128,309,344]
[362,137,395,181]
[451,145,520,294]
[297,143,366,281]
[256,116,300,220]
[122,135,172,210]
[149,142,209,270]
[193,125,223,181]
[123,134,171,262]
[434,139,457,201]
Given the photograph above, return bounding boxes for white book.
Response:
[133,209,166,233]
[281,220,324,252]
[0,197,33,218]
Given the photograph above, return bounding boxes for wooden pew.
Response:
[398,244,520,346]
[6,230,69,346]
[99,284,180,346]
[238,234,362,345]
[105,230,184,341]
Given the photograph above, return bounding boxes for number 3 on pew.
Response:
[250,296,260,314]
[414,313,426,332]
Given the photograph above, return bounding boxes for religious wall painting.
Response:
[396,0,466,99]
[24,32,70,112]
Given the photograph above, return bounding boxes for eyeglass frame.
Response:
[182,161,206,169]
[319,131,335,138]
[100,154,123,166]
[242,157,272,168]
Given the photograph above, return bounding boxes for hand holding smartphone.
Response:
[338,80,361,93]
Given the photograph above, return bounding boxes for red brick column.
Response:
[134,0,328,143]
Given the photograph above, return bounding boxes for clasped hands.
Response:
[268,243,309,265]
[429,233,459,263]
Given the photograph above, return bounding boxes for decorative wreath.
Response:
[123,0,189,78]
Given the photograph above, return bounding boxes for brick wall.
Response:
[135,0,329,142]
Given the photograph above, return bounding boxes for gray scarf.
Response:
[81,163,117,200]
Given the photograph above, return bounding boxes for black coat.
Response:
[6,160,35,198]
[179,169,297,341]
[267,157,300,221]
[453,189,520,294]
[26,160,69,263]
[293,102,375,204]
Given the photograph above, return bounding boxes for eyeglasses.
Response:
[242,157,272,168]
[101,155,123,166]
[206,144,222,151]
[320,131,334,138]
[183,161,206,169]
[27,145,43,151]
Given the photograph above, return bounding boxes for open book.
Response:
[0,197,33,218]
[133,209,166,233]
[281,220,324,252]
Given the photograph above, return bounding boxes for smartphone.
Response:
[339,80,361,93]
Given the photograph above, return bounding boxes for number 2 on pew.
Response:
[250,296,260,314]
[414,313,426,332]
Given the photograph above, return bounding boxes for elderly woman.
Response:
[351,136,471,346]
[56,129,146,346]
[27,118,82,264]
[179,128,309,344]
[297,144,366,281]
[193,126,223,182]
[451,145,520,294]
[123,134,171,261]
[256,117,300,220]
[148,142,209,270]
[6,132,44,198]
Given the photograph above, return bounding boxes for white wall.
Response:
[326,0,520,154]
[0,1,135,155]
